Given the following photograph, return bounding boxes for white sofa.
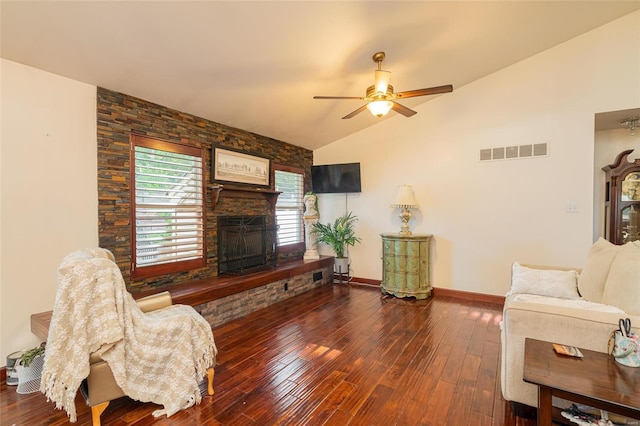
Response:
[500,238,640,409]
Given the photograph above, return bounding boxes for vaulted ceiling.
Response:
[2,1,639,150]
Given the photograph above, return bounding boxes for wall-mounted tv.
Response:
[311,162,361,194]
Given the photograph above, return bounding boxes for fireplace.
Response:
[217,215,278,275]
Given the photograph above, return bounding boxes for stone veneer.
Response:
[96,87,313,293]
[195,263,333,328]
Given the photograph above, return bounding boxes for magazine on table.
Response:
[553,343,584,358]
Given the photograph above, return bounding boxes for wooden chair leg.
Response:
[91,401,109,426]
[207,367,215,396]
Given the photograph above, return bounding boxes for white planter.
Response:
[16,355,44,394]
[334,257,349,274]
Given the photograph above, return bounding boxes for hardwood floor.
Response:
[1,284,535,425]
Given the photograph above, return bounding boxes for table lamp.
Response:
[391,185,419,235]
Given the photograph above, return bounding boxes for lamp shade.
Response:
[374,70,391,94]
[391,185,419,208]
[367,100,393,117]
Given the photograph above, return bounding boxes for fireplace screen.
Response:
[218,215,278,274]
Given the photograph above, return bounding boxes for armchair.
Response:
[40,248,217,425]
[81,291,215,426]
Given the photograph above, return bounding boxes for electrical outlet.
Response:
[566,203,578,213]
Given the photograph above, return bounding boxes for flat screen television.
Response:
[311,162,361,194]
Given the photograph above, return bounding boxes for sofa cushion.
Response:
[577,238,621,303]
[601,242,640,315]
[508,262,580,299]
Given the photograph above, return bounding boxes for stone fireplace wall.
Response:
[196,263,334,327]
[97,87,313,293]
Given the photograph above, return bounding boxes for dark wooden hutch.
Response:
[602,149,640,244]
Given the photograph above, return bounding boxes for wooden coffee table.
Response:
[523,338,640,425]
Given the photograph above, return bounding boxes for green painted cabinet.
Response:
[381,233,432,299]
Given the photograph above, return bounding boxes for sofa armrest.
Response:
[136,291,172,313]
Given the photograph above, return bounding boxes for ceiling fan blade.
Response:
[395,84,453,99]
[391,102,417,117]
[314,96,365,100]
[342,104,368,119]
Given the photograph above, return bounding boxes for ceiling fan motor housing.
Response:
[366,84,394,99]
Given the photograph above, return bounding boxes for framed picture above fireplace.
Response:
[212,146,270,187]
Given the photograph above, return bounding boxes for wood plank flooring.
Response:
[1,284,535,425]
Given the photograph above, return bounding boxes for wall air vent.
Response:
[519,144,532,157]
[505,146,518,159]
[533,143,548,156]
[479,143,549,162]
[480,149,492,161]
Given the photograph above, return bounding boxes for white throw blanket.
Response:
[40,248,217,422]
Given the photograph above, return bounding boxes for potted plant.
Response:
[19,345,45,368]
[16,344,46,394]
[311,212,361,273]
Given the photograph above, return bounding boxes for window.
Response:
[274,165,304,251]
[130,135,206,279]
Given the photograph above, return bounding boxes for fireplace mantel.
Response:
[209,184,281,208]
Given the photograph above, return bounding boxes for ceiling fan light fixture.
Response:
[313,50,452,120]
[621,116,639,135]
[374,70,391,94]
[367,100,393,117]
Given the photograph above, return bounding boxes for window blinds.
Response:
[275,169,304,246]
[133,144,204,268]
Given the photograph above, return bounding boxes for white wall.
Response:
[314,11,640,296]
[0,59,98,362]
[593,128,640,239]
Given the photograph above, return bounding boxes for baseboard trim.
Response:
[350,277,379,286]
[433,287,504,305]
[342,278,504,305]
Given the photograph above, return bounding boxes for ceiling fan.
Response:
[314,51,453,119]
